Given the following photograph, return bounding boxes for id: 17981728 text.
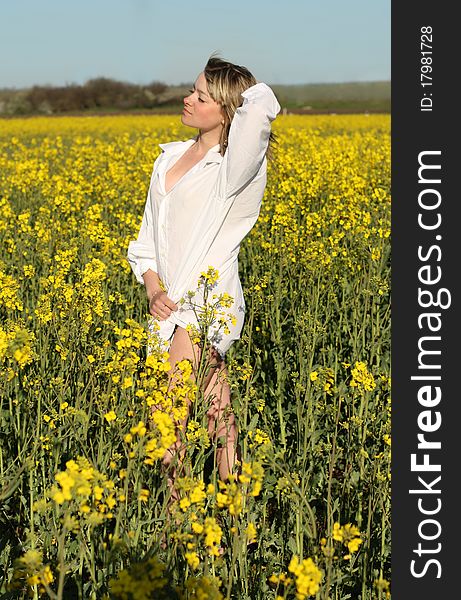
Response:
[420,26,433,112]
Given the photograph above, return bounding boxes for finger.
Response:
[156,294,175,314]
[154,302,171,319]
[163,296,178,311]
[149,299,165,319]
[148,302,158,317]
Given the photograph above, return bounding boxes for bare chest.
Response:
[164,149,206,194]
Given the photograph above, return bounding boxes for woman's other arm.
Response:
[222,82,281,199]
[126,158,178,317]
[127,164,162,299]
[127,208,177,316]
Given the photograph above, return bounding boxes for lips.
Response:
[183,108,191,115]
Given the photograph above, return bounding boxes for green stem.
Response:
[56,527,68,600]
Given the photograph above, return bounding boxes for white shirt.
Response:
[127,82,281,358]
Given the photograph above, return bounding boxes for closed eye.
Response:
[188,88,205,102]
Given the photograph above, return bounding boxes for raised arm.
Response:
[220,82,281,199]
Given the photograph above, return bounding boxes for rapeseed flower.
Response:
[349,361,376,392]
[104,410,117,423]
[332,522,363,556]
[109,557,171,599]
[184,575,223,599]
[288,555,322,598]
[11,549,54,595]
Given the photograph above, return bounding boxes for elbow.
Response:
[126,255,145,285]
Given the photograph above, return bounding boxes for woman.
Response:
[127,55,280,502]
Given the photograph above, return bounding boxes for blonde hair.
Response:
[203,53,277,160]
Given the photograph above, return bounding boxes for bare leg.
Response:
[154,327,240,518]
[204,348,240,481]
[157,326,197,507]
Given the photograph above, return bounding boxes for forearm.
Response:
[142,268,163,301]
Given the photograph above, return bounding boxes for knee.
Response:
[208,409,238,442]
[219,426,238,445]
[206,397,232,425]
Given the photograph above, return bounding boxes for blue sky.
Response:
[0,0,390,89]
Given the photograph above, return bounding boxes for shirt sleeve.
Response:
[219,82,281,199]
[127,162,160,285]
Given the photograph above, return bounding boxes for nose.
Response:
[184,91,193,106]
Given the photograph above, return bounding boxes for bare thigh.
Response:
[153,326,222,422]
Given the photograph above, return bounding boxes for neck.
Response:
[195,127,222,152]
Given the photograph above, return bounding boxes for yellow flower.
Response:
[246,522,257,544]
[332,522,343,542]
[121,376,133,389]
[180,497,191,511]
[349,361,376,392]
[14,549,54,590]
[104,411,117,423]
[192,522,204,534]
[94,486,104,500]
[332,522,363,555]
[288,555,322,597]
[203,517,223,556]
[185,551,200,570]
[374,577,391,598]
[190,484,206,504]
[130,421,147,437]
[347,536,362,553]
[138,489,150,503]
[199,266,219,286]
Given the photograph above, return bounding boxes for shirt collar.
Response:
[158,138,196,154]
[158,137,223,165]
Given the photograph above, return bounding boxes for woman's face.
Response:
[182,71,224,133]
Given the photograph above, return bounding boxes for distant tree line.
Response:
[27,78,177,112]
[0,77,190,115]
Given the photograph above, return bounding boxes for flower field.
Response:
[0,112,391,599]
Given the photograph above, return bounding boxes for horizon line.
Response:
[0,78,391,92]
